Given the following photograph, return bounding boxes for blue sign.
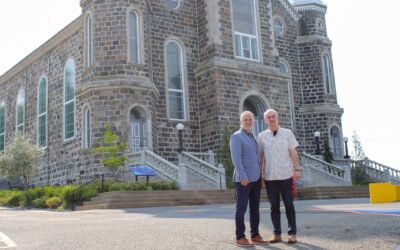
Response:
[128,165,156,176]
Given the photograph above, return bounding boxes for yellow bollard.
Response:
[395,185,400,201]
[369,182,396,203]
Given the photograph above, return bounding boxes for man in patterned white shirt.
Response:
[257,109,301,244]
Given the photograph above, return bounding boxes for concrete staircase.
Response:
[75,186,369,211]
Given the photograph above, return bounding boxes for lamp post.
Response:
[176,123,184,153]
[314,131,321,155]
[343,136,350,159]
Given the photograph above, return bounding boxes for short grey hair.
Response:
[264,109,278,118]
[240,111,254,121]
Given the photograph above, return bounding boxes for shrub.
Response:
[32,197,46,208]
[61,185,76,206]
[21,187,44,207]
[5,190,23,207]
[45,197,62,209]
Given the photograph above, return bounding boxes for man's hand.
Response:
[240,179,249,187]
[294,170,301,180]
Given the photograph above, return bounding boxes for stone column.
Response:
[177,153,188,190]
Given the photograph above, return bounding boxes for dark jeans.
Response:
[235,178,261,240]
[265,178,297,235]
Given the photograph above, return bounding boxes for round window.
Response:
[273,18,285,35]
[165,0,181,10]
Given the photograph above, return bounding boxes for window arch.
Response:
[128,11,139,64]
[232,0,259,60]
[165,40,187,120]
[0,102,5,151]
[16,89,25,134]
[84,108,91,148]
[322,54,333,94]
[86,14,93,67]
[37,76,48,147]
[64,59,76,140]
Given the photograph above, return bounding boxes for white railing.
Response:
[350,158,400,184]
[181,151,226,190]
[301,152,351,185]
[188,150,216,165]
[126,150,179,181]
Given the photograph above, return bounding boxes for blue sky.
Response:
[0,0,399,170]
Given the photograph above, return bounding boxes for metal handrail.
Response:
[71,173,104,211]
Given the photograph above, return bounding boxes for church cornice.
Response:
[293,2,327,14]
[0,16,83,86]
[299,103,344,115]
[296,35,331,45]
[278,0,301,21]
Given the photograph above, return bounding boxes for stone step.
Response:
[76,186,371,210]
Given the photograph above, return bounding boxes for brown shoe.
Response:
[251,235,269,245]
[235,238,254,247]
[268,234,282,243]
[288,234,297,244]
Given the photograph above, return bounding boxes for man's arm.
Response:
[230,134,249,186]
[289,148,301,180]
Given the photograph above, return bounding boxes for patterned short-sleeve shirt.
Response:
[257,127,299,181]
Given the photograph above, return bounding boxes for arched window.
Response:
[86,14,93,67]
[84,109,91,148]
[330,126,341,159]
[278,60,295,129]
[64,59,76,140]
[128,11,139,63]
[38,76,47,147]
[166,40,186,120]
[16,89,25,134]
[165,0,181,10]
[322,54,333,94]
[232,0,259,60]
[0,102,5,151]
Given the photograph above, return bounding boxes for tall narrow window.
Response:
[64,59,76,140]
[330,126,341,159]
[232,0,259,60]
[322,54,332,94]
[129,11,139,63]
[166,41,186,120]
[278,61,295,129]
[16,90,25,134]
[84,109,91,148]
[0,102,5,151]
[86,15,93,67]
[38,76,47,147]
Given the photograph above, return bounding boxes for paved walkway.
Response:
[0,198,399,249]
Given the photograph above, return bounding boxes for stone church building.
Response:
[0,0,344,186]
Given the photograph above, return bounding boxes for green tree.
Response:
[217,127,234,188]
[351,131,366,160]
[322,140,334,163]
[0,132,44,189]
[92,124,129,181]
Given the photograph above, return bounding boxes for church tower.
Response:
[293,0,344,158]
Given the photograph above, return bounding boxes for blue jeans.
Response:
[235,179,261,240]
[265,178,297,235]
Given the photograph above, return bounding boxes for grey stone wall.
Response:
[0,0,344,186]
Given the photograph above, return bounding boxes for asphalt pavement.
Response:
[0,198,399,250]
